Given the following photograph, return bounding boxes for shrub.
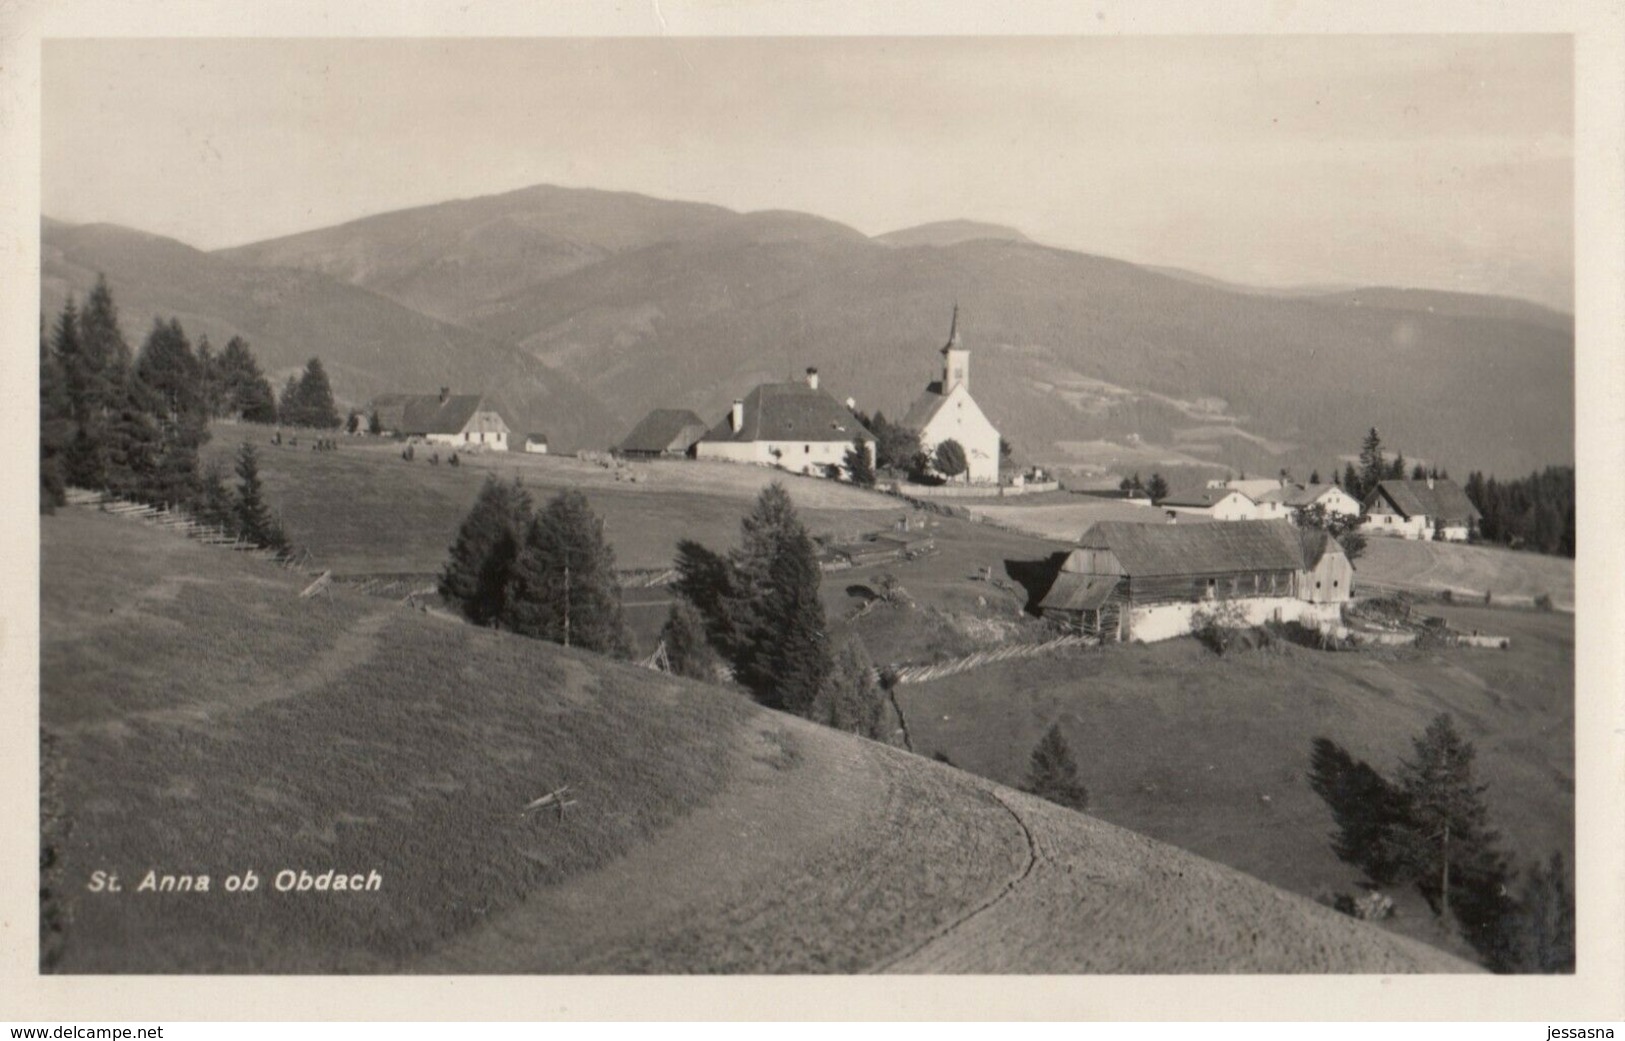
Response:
[1189,599,1251,655]
[1021,722,1089,811]
[1533,593,1554,612]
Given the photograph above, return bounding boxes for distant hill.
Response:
[877,220,1033,248]
[42,219,621,451]
[70,183,1574,475]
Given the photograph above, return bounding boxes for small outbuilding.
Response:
[524,433,549,455]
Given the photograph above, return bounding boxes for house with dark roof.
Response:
[694,368,875,478]
[1256,482,1363,524]
[369,388,512,451]
[523,433,549,455]
[1158,485,1258,521]
[617,409,709,459]
[1361,477,1480,541]
[1039,519,1350,641]
[899,307,1003,484]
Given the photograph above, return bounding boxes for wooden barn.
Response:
[616,409,709,459]
[1039,519,1350,641]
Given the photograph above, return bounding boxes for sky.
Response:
[42,36,1574,309]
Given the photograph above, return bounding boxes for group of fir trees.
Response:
[438,477,630,655]
[1308,714,1574,973]
[1117,472,1169,501]
[42,277,211,511]
[1336,427,1448,503]
[1463,467,1575,558]
[671,483,889,739]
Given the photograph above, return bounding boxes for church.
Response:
[900,307,1003,484]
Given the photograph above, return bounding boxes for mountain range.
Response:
[43,185,1573,473]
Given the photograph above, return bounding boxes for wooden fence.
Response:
[882,633,1094,686]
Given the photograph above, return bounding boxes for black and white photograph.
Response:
[9,2,1625,1024]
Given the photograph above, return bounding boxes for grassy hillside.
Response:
[889,609,1573,959]
[198,423,905,575]
[41,220,622,452]
[1355,537,1574,609]
[41,508,1471,972]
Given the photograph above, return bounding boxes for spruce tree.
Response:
[1147,473,1170,502]
[234,442,286,549]
[279,375,301,425]
[1310,469,1322,485]
[813,632,887,739]
[219,336,277,422]
[1392,713,1502,922]
[1358,428,1386,497]
[673,538,739,654]
[439,476,533,626]
[288,357,341,429]
[1307,737,1410,884]
[725,483,831,711]
[843,435,876,487]
[1022,723,1090,810]
[660,599,722,681]
[40,318,72,509]
[194,460,239,535]
[79,275,132,391]
[504,489,628,655]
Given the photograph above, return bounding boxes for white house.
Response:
[371,389,511,450]
[1257,482,1364,524]
[523,433,549,455]
[1158,486,1258,521]
[1362,477,1481,541]
[695,368,875,477]
[900,308,1003,484]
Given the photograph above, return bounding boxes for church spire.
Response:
[942,301,962,354]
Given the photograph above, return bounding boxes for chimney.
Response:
[805,367,820,391]
[439,386,450,404]
[731,399,744,432]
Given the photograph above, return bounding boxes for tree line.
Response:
[1463,467,1575,558]
[1308,714,1573,973]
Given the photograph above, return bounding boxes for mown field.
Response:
[199,422,904,575]
[1355,536,1574,609]
[892,605,1574,959]
[40,507,1471,973]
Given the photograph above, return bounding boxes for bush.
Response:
[1189,599,1251,655]
[1021,722,1089,811]
[1534,593,1554,612]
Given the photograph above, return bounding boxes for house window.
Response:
[1316,580,1322,589]
[464,433,471,442]
[805,444,811,454]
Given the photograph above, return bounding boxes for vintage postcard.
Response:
[4,0,1622,1024]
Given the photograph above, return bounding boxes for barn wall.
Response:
[1303,553,1354,603]
[1128,598,1342,643]
[1127,569,1298,604]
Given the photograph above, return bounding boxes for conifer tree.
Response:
[1022,723,1090,810]
[1310,469,1322,485]
[672,538,739,654]
[40,317,72,510]
[813,632,887,739]
[1342,462,1362,500]
[725,483,831,711]
[279,375,301,425]
[234,442,286,550]
[843,435,876,487]
[439,476,534,626]
[1392,713,1502,922]
[79,275,132,390]
[1358,427,1386,497]
[193,460,239,535]
[293,357,342,429]
[1147,473,1170,502]
[504,489,628,655]
[660,600,722,681]
[218,336,277,422]
[1307,737,1410,884]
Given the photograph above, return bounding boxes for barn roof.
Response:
[1158,486,1253,509]
[370,392,509,435]
[619,409,707,454]
[1077,519,1307,576]
[1367,479,1481,524]
[1038,571,1118,612]
[701,382,874,445]
[1297,528,1347,569]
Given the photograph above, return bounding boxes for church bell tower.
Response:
[941,303,970,393]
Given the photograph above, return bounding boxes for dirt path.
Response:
[881,787,1476,973]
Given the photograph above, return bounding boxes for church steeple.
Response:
[940,303,970,392]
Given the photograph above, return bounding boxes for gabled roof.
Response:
[700,382,874,445]
[1297,528,1347,569]
[899,381,952,431]
[1158,486,1254,509]
[1038,571,1118,612]
[1077,519,1307,577]
[618,409,708,453]
[1366,479,1481,524]
[1257,482,1350,508]
[370,393,508,435]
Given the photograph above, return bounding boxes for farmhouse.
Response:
[370,389,511,450]
[695,368,875,477]
[1039,519,1350,641]
[900,307,1003,484]
[1362,477,1480,541]
[1257,482,1364,524]
[617,408,709,459]
[1158,485,1257,521]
